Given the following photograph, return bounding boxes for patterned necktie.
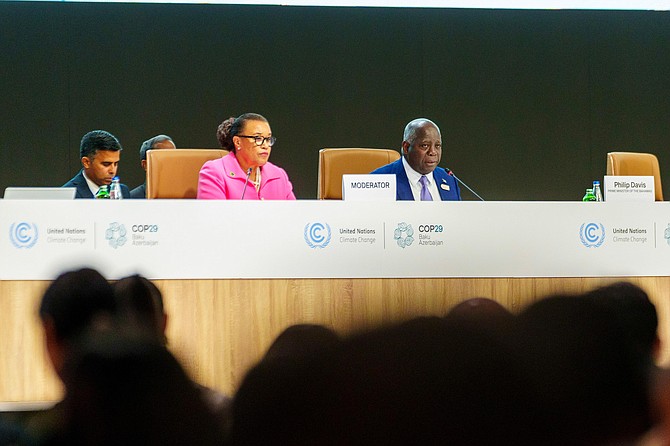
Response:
[419,175,433,201]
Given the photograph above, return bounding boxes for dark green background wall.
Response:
[1,2,668,200]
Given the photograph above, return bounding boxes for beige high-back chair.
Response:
[317,148,401,200]
[606,152,664,201]
[146,149,228,199]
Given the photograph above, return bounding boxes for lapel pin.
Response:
[441,183,450,191]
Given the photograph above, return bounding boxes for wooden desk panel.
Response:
[1,277,668,402]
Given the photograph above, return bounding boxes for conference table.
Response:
[1,199,669,403]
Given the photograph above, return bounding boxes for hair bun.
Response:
[216,117,236,150]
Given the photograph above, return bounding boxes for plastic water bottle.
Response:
[95,185,110,199]
[109,177,123,200]
[582,188,596,202]
[593,180,603,202]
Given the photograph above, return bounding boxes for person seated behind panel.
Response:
[197,113,295,200]
[370,118,460,201]
[63,130,131,198]
[130,134,176,199]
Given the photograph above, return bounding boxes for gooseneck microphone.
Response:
[241,167,253,200]
[445,167,485,201]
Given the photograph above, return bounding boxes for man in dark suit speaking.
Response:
[63,130,130,198]
[371,118,460,201]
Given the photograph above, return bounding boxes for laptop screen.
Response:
[3,187,77,200]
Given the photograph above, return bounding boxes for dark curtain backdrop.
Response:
[1,2,668,200]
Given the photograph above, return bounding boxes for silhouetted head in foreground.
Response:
[55,332,224,446]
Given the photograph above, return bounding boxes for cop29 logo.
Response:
[394,222,414,248]
[9,222,38,249]
[106,222,127,249]
[579,222,605,248]
[304,222,331,249]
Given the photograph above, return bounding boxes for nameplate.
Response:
[342,174,396,201]
[604,175,655,202]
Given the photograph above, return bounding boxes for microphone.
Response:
[241,167,253,200]
[445,167,485,201]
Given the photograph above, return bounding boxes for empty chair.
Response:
[607,152,664,201]
[146,149,227,199]
[317,148,400,200]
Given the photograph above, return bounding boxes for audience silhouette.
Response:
[112,274,232,433]
[16,270,666,446]
[48,332,224,446]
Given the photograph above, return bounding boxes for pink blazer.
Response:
[197,152,296,200]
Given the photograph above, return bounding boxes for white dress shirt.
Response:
[401,157,441,201]
[82,170,101,197]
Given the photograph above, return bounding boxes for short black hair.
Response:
[585,282,658,360]
[139,135,173,161]
[80,130,122,159]
[39,268,116,342]
[113,275,165,342]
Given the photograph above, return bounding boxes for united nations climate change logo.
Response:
[106,222,127,249]
[304,222,331,249]
[665,224,670,246]
[579,222,605,248]
[394,222,414,248]
[9,222,38,249]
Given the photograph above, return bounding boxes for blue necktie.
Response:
[419,175,433,201]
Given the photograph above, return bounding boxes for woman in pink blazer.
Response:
[197,113,296,200]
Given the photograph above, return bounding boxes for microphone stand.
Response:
[445,167,485,201]
[241,167,253,200]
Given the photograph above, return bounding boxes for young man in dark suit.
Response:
[63,130,130,198]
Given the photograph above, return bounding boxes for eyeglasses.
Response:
[237,135,277,147]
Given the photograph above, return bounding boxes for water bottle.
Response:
[593,180,603,202]
[109,177,123,200]
[95,185,110,199]
[582,188,596,202]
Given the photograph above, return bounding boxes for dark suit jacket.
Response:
[370,158,461,201]
[130,183,146,199]
[63,170,130,199]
